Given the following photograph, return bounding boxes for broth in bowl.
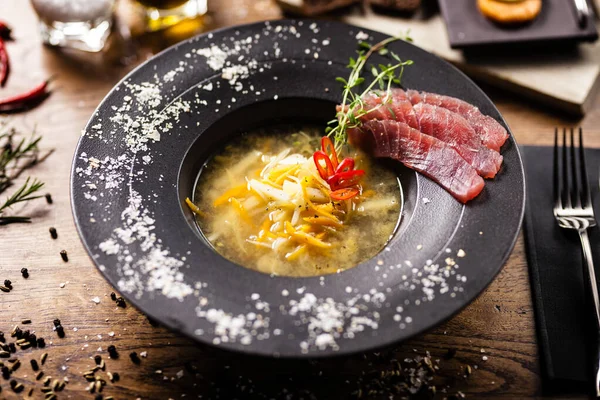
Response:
[188,126,401,277]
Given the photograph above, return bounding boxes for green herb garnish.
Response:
[327,34,414,153]
[0,121,52,225]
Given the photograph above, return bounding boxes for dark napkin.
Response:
[522,145,600,390]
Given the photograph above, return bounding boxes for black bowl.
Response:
[71,19,525,357]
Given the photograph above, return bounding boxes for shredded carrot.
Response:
[185,198,207,218]
[291,230,332,249]
[274,165,301,185]
[230,197,253,224]
[303,216,343,228]
[285,245,307,261]
[300,178,338,220]
[213,185,247,207]
[284,221,296,234]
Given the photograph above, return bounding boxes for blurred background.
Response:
[9,0,600,116]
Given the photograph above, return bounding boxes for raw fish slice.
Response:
[353,120,485,203]
[404,89,509,152]
[346,92,503,178]
[411,103,503,179]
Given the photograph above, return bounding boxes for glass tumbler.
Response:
[30,0,116,52]
[135,0,207,32]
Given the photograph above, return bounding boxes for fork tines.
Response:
[554,127,593,211]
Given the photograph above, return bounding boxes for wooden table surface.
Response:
[1,1,599,399]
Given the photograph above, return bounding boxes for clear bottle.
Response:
[30,0,116,52]
[135,0,207,32]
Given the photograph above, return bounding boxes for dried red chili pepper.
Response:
[0,21,12,41]
[0,80,51,113]
[0,39,9,87]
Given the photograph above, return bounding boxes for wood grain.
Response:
[0,1,598,399]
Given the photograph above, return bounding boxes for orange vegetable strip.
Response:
[291,231,332,249]
[213,184,247,207]
[185,198,207,218]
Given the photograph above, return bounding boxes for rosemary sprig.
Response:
[0,121,52,225]
[0,177,44,224]
[327,35,414,153]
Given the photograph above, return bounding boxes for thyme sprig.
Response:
[326,35,414,153]
[0,122,52,225]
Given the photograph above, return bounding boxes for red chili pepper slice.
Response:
[330,187,359,201]
[327,169,365,190]
[321,136,339,169]
[0,39,9,87]
[335,157,355,174]
[313,150,335,180]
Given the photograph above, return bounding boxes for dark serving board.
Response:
[439,0,598,49]
[71,20,525,357]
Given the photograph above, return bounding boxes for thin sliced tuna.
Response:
[401,89,509,152]
[354,120,485,203]
[344,92,503,178]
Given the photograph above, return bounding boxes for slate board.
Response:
[438,0,597,49]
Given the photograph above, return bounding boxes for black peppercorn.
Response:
[45,193,53,204]
[49,227,57,239]
[111,372,120,382]
[60,250,68,262]
[107,345,118,359]
[115,297,126,308]
[110,292,116,301]
[94,355,102,365]
[129,351,140,364]
[20,268,28,278]
[30,359,39,371]
[3,280,10,288]
[36,337,45,348]
[56,326,65,338]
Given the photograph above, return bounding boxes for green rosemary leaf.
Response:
[0,216,32,225]
[378,48,389,56]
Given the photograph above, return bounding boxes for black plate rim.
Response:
[70,18,526,358]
